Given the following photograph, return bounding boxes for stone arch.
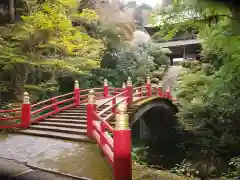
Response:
[130,97,179,150]
[130,98,183,167]
[129,97,178,126]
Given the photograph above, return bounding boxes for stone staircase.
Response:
[15,100,141,142]
[162,66,182,91]
[16,104,109,142]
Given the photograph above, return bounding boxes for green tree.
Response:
[154,0,240,178]
[0,0,104,102]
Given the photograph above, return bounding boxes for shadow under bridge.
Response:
[129,97,181,160]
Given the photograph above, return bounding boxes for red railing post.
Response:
[146,76,152,97]
[126,77,133,106]
[115,88,118,96]
[100,122,106,149]
[122,82,126,93]
[21,92,30,128]
[112,97,116,113]
[104,78,108,98]
[158,81,163,97]
[165,87,171,99]
[122,82,127,104]
[74,80,80,106]
[113,103,132,180]
[122,82,127,97]
[138,87,142,97]
[87,89,96,138]
[52,98,59,113]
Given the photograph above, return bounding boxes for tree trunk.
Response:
[230,6,240,35]
[13,64,29,102]
[9,0,15,22]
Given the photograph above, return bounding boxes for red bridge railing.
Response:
[0,76,174,180]
[0,108,22,129]
[86,76,173,180]
[0,80,107,129]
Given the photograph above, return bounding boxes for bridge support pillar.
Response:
[87,89,96,138]
[21,92,30,128]
[113,104,132,180]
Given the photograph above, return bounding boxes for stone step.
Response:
[127,109,138,114]
[45,118,87,124]
[96,111,112,116]
[50,113,111,120]
[29,125,87,135]
[51,115,85,119]
[37,121,87,129]
[58,112,85,116]
[62,109,86,113]
[66,106,107,110]
[62,108,109,114]
[15,129,93,143]
[75,105,108,109]
[109,122,115,127]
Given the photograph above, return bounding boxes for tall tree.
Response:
[9,0,15,21]
[0,0,104,101]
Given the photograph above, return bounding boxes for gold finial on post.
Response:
[122,82,126,88]
[88,89,96,104]
[127,76,132,86]
[115,103,129,130]
[158,81,163,88]
[136,88,139,94]
[104,78,108,86]
[23,92,30,104]
[147,76,151,84]
[74,80,79,89]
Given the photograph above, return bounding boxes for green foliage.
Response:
[154,0,240,178]
[175,64,240,177]
[228,157,240,177]
[0,0,104,102]
[170,159,199,177]
[175,70,211,103]
[132,146,149,165]
[91,41,170,87]
[181,60,200,69]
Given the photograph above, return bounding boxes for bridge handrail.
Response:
[31,97,75,115]
[86,78,176,180]
[0,115,21,121]
[98,96,128,116]
[30,86,106,124]
[0,107,22,128]
[93,112,114,133]
[0,109,21,120]
[0,108,21,113]
[132,85,145,91]
[31,92,74,108]
[90,94,130,167]
[96,90,127,109]
[0,77,175,180]
[92,120,114,164]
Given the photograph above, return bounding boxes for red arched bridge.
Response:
[0,77,177,180]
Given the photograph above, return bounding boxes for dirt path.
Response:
[162,66,182,91]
